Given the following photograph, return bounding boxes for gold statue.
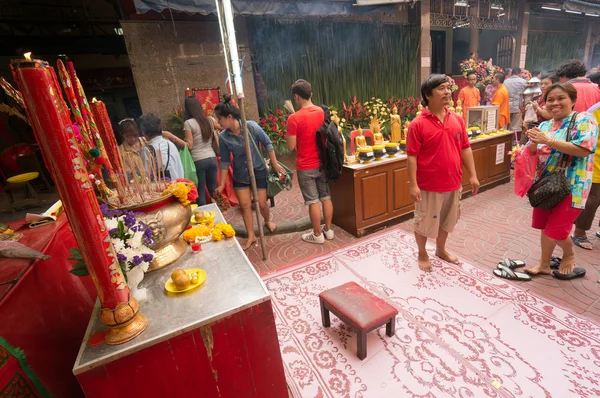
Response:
[456,99,463,116]
[370,111,384,145]
[390,106,401,143]
[416,104,423,117]
[355,126,367,155]
[332,114,353,164]
[403,121,410,141]
[448,99,455,113]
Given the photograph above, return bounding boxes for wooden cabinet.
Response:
[332,133,513,237]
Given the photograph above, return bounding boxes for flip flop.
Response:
[571,235,593,250]
[493,264,532,281]
[552,267,586,280]
[596,231,600,239]
[497,258,526,270]
[550,256,562,270]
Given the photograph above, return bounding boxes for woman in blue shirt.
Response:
[214,96,284,250]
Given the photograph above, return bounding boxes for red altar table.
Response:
[0,214,97,397]
[73,204,287,398]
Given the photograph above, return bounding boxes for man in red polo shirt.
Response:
[286,79,332,244]
[407,74,480,272]
[556,59,600,112]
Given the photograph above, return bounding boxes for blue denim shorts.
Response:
[233,169,267,190]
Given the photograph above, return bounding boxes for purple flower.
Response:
[109,228,119,236]
[123,212,136,228]
[117,253,127,262]
[132,256,142,266]
[142,253,154,262]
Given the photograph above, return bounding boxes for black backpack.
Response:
[316,105,344,182]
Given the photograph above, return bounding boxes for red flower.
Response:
[273,125,278,131]
[277,109,283,116]
[260,118,266,124]
[278,132,283,136]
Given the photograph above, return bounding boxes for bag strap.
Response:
[558,112,577,170]
[247,123,268,170]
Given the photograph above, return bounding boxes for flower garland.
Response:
[163,178,198,207]
[183,222,235,243]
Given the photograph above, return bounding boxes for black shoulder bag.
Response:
[527,113,577,211]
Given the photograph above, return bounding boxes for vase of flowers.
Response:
[70,208,156,293]
[117,179,197,272]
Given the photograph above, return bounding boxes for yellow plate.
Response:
[7,172,39,184]
[165,268,206,293]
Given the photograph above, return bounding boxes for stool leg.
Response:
[386,316,396,337]
[357,331,367,360]
[320,299,331,327]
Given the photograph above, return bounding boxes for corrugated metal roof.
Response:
[132,0,404,17]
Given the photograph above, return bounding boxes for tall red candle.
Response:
[11,58,147,345]
[90,99,124,177]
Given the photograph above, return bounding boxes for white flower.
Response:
[104,218,119,231]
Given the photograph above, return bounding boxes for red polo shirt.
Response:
[406,108,470,192]
[286,106,324,171]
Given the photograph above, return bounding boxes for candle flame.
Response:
[92,97,98,103]
[24,52,32,61]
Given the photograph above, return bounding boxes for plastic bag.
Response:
[523,103,538,124]
[514,145,538,197]
[179,145,198,186]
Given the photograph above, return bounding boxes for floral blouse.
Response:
[536,112,598,209]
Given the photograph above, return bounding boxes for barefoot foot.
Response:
[243,237,258,251]
[418,254,432,272]
[557,252,575,275]
[524,263,552,275]
[265,222,277,234]
[435,250,459,264]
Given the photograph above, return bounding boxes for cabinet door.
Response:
[488,140,511,179]
[393,167,412,210]
[359,172,388,221]
[462,146,487,189]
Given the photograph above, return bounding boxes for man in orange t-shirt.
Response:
[457,72,481,122]
[491,73,510,129]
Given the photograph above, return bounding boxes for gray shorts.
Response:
[297,168,330,205]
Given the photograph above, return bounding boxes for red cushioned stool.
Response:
[319,282,398,360]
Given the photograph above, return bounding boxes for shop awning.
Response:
[132,0,407,17]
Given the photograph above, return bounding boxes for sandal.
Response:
[497,258,526,270]
[596,231,600,239]
[552,267,586,280]
[550,256,562,270]
[493,264,532,281]
[571,235,593,250]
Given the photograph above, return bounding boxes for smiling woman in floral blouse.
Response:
[523,83,598,280]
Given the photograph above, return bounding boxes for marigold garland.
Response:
[183,222,235,243]
[163,179,198,207]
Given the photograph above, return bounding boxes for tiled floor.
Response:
[231,179,600,323]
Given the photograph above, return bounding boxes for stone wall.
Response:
[121,19,259,123]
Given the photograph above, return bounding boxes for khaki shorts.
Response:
[414,189,462,239]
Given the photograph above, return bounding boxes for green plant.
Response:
[526,32,583,73]
[165,106,185,139]
[342,96,371,129]
[247,19,419,115]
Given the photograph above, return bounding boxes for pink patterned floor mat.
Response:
[263,228,600,398]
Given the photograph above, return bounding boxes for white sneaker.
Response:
[302,230,325,244]
[322,225,335,240]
